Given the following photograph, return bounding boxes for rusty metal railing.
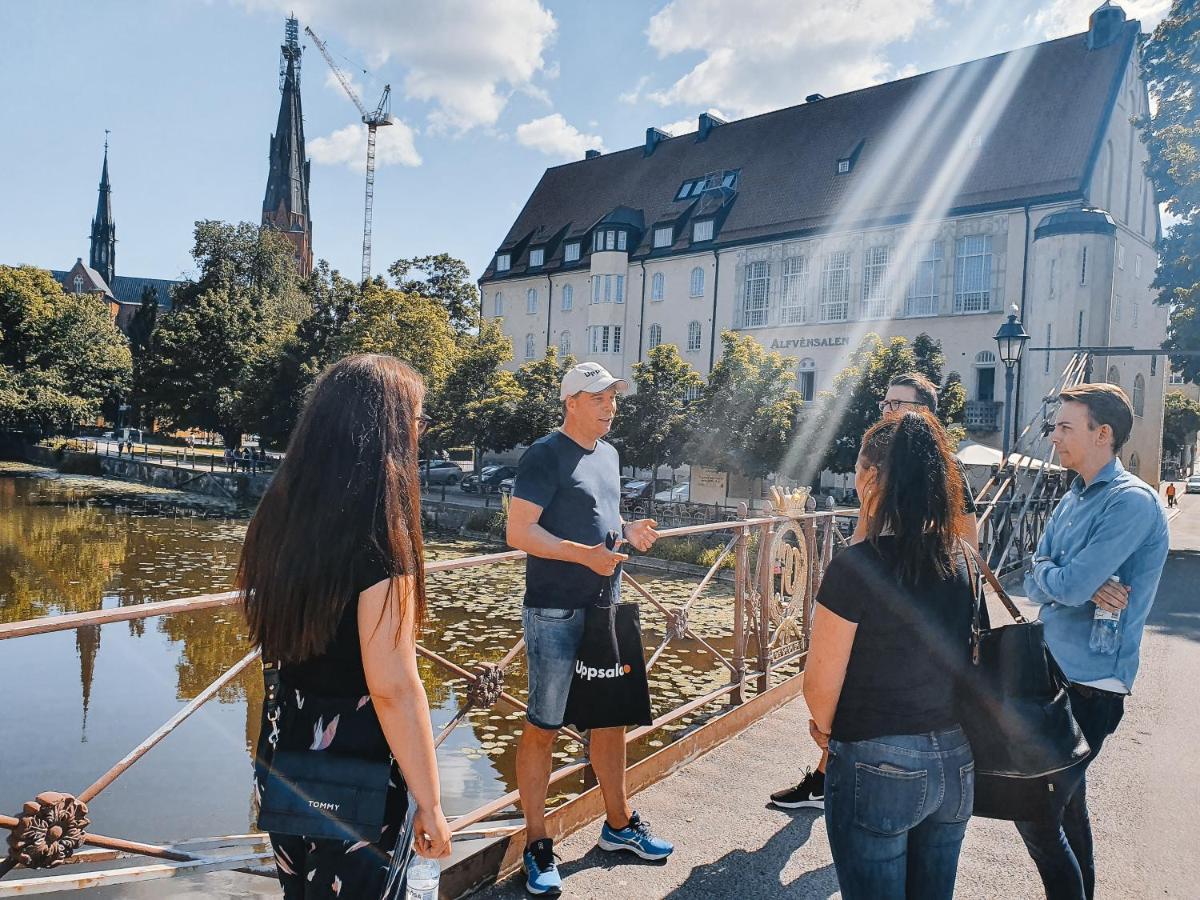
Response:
[0,511,843,895]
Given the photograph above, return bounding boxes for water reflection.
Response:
[0,462,754,844]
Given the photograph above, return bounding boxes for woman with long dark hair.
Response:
[240,354,451,898]
[803,410,976,899]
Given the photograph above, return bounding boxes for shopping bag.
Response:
[563,602,653,730]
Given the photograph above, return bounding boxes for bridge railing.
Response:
[0,511,846,897]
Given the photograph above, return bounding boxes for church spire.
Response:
[261,17,313,277]
[89,133,116,285]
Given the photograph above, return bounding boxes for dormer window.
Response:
[529,248,545,267]
[676,182,693,199]
[617,231,627,251]
[836,159,851,175]
[496,253,511,272]
[836,139,864,176]
[592,229,628,253]
[693,220,714,242]
[654,226,673,249]
[564,242,580,263]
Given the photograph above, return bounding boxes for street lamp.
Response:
[994,306,1030,463]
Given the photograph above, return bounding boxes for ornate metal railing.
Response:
[0,511,849,896]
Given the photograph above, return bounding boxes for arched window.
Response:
[73,275,84,294]
[1107,365,1120,386]
[687,321,702,352]
[1133,373,1145,417]
[494,291,504,316]
[562,284,573,311]
[652,272,665,301]
[974,350,997,402]
[1128,452,1140,475]
[524,334,536,359]
[559,331,571,355]
[526,288,538,314]
[648,324,662,349]
[690,267,704,298]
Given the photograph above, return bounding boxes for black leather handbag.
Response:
[957,545,1091,821]
[254,662,392,844]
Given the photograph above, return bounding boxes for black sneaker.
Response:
[769,768,825,810]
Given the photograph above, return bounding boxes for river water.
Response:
[0,462,751,878]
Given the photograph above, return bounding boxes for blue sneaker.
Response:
[597,811,674,861]
[523,838,562,896]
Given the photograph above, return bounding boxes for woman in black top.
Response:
[804,410,975,900]
[239,354,451,898]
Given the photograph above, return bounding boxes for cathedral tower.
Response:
[261,16,313,277]
[89,136,116,285]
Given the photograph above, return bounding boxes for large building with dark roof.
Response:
[51,141,179,335]
[481,2,1168,484]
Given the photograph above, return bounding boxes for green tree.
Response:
[429,320,521,469]
[127,286,160,428]
[818,332,963,474]
[611,344,702,481]
[331,280,459,394]
[1140,2,1200,380]
[506,346,575,448]
[140,221,303,446]
[687,331,803,479]
[0,266,131,433]
[1163,390,1200,456]
[388,253,480,333]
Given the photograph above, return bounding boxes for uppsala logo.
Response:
[575,660,631,681]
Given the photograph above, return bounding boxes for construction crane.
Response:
[304,24,392,285]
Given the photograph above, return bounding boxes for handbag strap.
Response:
[961,542,1028,625]
[959,540,985,666]
[263,660,284,752]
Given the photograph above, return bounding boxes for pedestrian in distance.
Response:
[769,371,979,812]
[506,362,673,897]
[804,409,977,900]
[1016,383,1169,900]
[1165,481,1177,508]
[239,354,451,898]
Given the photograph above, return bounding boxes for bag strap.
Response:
[263,660,284,752]
[959,540,985,666]
[961,543,1028,625]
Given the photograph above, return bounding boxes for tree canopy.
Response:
[611,343,703,474]
[0,265,131,433]
[1163,389,1200,456]
[1140,1,1200,380]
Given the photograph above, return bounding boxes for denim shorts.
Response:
[522,606,586,730]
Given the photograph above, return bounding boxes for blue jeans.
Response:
[826,727,974,900]
[522,606,586,730]
[1015,684,1125,900]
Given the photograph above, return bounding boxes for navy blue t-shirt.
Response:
[512,430,622,609]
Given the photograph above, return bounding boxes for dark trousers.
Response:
[1015,684,1126,900]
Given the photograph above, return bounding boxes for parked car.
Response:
[622,480,655,502]
[1187,475,1200,495]
[498,477,515,497]
[419,459,464,486]
[461,465,517,493]
[653,482,690,504]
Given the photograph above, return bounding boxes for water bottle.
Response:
[405,855,439,900]
[1089,575,1122,655]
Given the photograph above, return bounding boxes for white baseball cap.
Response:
[560,362,629,400]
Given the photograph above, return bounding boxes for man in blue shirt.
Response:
[506,362,674,896]
[1018,382,1169,900]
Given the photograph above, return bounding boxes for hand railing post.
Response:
[731,524,748,705]
[755,520,774,694]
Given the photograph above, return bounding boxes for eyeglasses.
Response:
[877,399,927,413]
[417,414,434,436]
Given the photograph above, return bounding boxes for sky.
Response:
[0,0,1172,286]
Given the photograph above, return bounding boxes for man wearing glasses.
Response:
[768,371,979,812]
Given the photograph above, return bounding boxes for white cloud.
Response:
[1027,0,1170,39]
[642,0,933,116]
[245,0,556,132]
[619,75,650,105]
[515,114,604,160]
[660,107,726,135]
[308,120,422,170]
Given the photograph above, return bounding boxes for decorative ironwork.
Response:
[666,607,689,642]
[7,792,89,870]
[766,518,810,660]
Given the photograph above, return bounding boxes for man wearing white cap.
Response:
[507,362,673,895]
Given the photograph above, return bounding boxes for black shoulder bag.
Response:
[957,544,1091,821]
[254,662,393,844]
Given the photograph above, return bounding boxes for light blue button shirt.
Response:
[1023,458,1169,690]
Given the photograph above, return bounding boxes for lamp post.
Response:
[994,306,1030,463]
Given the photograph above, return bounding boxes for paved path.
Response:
[478,493,1200,899]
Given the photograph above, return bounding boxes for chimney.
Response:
[697,111,727,142]
[1086,1,1126,50]
[585,149,601,159]
[805,93,826,103]
[644,127,670,157]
